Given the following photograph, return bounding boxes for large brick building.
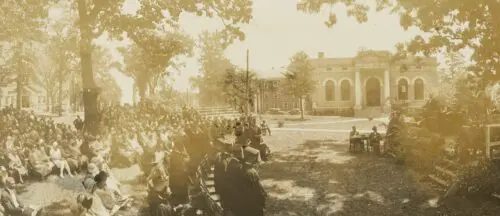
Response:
[256,50,439,116]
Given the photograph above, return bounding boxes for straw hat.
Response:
[87,163,99,175]
[243,146,261,165]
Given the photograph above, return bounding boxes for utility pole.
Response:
[246,49,250,114]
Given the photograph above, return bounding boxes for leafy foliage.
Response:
[118,30,193,99]
[282,51,316,119]
[297,0,500,81]
[191,31,235,106]
[91,47,122,104]
[222,67,258,112]
[0,0,52,42]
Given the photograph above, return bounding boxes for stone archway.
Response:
[366,78,381,107]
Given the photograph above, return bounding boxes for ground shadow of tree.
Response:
[259,139,442,216]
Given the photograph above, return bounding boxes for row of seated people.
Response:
[349,126,383,154]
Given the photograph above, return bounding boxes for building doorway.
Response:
[365,78,381,107]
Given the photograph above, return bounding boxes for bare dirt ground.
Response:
[18,116,500,215]
[260,124,500,216]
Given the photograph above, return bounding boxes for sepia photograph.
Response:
[1,0,500,215]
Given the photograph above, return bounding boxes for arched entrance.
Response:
[366,78,381,107]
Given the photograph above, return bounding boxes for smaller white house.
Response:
[0,83,47,112]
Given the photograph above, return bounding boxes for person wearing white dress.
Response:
[49,141,73,178]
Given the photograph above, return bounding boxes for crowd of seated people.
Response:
[0,102,268,216]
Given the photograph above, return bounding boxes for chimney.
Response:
[318,52,324,59]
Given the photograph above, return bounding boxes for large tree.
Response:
[282,51,316,120]
[91,47,122,105]
[73,0,252,134]
[192,31,234,106]
[223,67,258,113]
[297,0,500,81]
[118,30,193,101]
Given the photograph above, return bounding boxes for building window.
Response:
[414,78,425,100]
[342,67,348,70]
[325,80,334,101]
[273,81,278,87]
[398,79,409,100]
[326,65,332,71]
[340,80,351,101]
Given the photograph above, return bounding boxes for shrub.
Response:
[277,120,284,128]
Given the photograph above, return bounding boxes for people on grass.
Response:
[0,102,270,215]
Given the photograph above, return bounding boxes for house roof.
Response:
[256,67,286,80]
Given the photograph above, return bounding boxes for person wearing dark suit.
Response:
[0,177,33,216]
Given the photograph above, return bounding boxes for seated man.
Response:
[260,120,271,136]
[369,126,383,155]
[0,177,35,216]
[349,126,362,153]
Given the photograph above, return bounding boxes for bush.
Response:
[277,120,284,128]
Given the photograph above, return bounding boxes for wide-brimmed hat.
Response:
[87,163,99,174]
[243,146,261,165]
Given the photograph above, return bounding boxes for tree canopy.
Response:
[297,0,500,81]
[191,31,235,106]
[118,30,193,100]
[282,51,316,119]
[222,67,258,112]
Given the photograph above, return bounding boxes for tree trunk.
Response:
[58,69,63,117]
[45,90,51,112]
[299,96,304,120]
[77,0,99,135]
[16,79,22,110]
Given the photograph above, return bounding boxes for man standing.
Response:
[73,115,84,131]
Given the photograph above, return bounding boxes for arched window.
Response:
[325,80,334,101]
[398,79,409,100]
[340,80,351,101]
[414,78,425,100]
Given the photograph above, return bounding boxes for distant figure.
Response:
[260,120,271,136]
[369,126,382,154]
[73,116,84,131]
[349,126,362,153]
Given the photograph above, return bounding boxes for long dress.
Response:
[7,153,28,176]
[28,149,53,177]
[49,148,64,168]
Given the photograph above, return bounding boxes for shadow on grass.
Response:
[259,139,441,216]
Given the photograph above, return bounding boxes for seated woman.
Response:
[49,141,74,178]
[62,138,87,173]
[90,171,133,216]
[5,150,28,183]
[90,157,123,198]
[28,140,54,179]
[89,137,110,161]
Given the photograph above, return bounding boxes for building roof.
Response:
[310,51,438,66]
[256,67,286,80]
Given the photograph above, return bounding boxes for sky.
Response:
[61,0,462,104]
